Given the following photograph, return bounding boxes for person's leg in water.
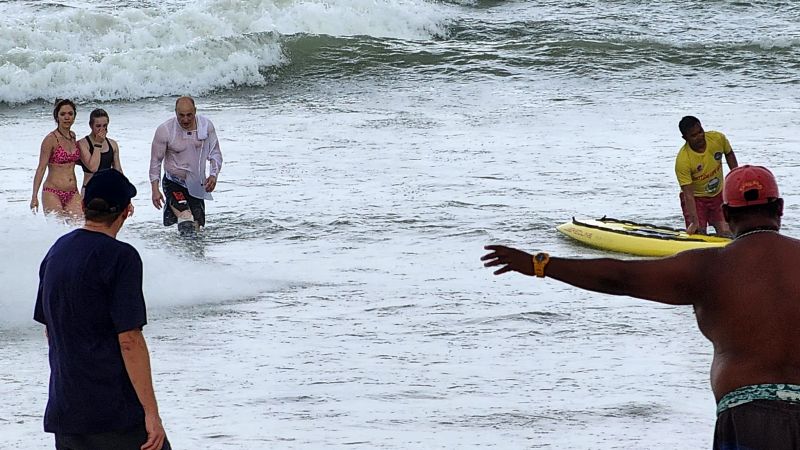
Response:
[41,188,65,216]
[169,191,197,237]
[42,187,79,217]
[162,177,206,236]
[64,190,84,220]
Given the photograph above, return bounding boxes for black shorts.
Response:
[55,425,171,450]
[162,176,205,227]
[714,400,800,449]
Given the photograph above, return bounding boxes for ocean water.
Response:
[2,0,800,448]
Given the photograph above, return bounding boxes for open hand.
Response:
[481,245,535,276]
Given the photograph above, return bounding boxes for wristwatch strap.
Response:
[532,252,550,278]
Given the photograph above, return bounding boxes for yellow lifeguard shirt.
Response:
[674,130,732,198]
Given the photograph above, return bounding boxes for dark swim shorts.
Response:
[715,395,800,450]
[56,425,172,450]
[162,176,205,227]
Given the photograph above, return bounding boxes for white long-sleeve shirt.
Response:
[149,115,223,200]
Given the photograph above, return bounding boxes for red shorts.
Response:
[680,191,725,232]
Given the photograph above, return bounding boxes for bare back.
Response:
[692,232,800,400]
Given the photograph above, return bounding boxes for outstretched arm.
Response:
[481,245,707,306]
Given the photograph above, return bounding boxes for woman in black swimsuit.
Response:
[78,109,122,181]
[78,108,132,214]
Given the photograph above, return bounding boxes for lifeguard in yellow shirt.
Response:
[675,116,738,235]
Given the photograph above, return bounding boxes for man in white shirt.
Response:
[149,96,223,236]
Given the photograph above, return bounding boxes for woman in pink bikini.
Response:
[30,99,92,218]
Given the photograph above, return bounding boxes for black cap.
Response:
[83,169,137,213]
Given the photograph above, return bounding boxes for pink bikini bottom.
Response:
[43,187,78,208]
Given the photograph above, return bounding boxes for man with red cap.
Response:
[482,165,800,448]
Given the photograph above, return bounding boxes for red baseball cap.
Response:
[723,165,780,207]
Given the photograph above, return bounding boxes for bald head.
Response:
[175,96,195,110]
[175,96,197,131]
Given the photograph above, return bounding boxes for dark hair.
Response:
[53,99,77,122]
[724,200,782,222]
[89,108,109,127]
[84,198,126,225]
[678,116,701,136]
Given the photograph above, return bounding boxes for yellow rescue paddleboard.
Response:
[556,217,731,257]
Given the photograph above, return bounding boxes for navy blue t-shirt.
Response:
[34,229,147,434]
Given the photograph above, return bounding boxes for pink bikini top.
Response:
[49,132,80,165]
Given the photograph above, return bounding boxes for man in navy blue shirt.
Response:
[34,169,170,450]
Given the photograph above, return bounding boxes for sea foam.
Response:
[0,207,270,329]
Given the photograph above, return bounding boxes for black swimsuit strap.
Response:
[106,137,114,155]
